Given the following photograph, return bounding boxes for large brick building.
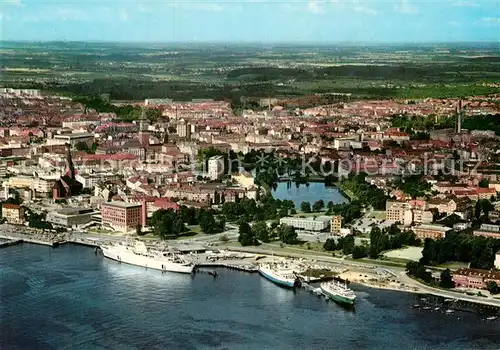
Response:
[2,203,24,224]
[412,224,451,240]
[101,201,145,233]
[452,268,500,290]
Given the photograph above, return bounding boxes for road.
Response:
[222,243,405,273]
[398,271,500,307]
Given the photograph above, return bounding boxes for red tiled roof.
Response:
[2,203,21,209]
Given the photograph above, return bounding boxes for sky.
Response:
[0,0,499,42]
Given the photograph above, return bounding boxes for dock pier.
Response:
[195,263,258,273]
[0,239,23,248]
[0,235,58,247]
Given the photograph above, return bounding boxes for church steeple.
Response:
[138,107,150,147]
[139,108,147,132]
[65,143,76,180]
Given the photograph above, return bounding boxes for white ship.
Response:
[101,240,195,274]
[320,280,356,305]
[258,262,298,288]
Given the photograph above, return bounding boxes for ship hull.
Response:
[258,267,295,288]
[101,247,194,274]
[321,287,356,305]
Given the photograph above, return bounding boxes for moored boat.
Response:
[258,263,297,288]
[320,280,356,305]
[101,240,194,274]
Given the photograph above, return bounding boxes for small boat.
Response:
[413,304,420,308]
[423,306,431,310]
[434,307,440,311]
[486,316,497,321]
[446,309,454,314]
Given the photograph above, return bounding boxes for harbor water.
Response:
[1,244,500,349]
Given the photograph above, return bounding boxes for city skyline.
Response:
[1,0,499,42]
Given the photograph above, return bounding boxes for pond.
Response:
[271,181,349,209]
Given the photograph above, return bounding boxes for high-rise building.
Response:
[330,215,342,235]
[385,200,413,226]
[176,122,191,139]
[208,155,225,180]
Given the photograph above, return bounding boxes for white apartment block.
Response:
[208,155,225,180]
[176,123,191,139]
[279,216,332,232]
[32,178,56,193]
[75,173,100,189]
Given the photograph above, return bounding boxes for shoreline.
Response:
[3,235,500,308]
[0,237,434,296]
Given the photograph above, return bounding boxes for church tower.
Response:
[138,108,150,147]
[457,99,463,134]
[65,143,76,180]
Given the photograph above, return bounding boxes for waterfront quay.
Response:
[0,239,22,248]
[3,227,500,310]
[0,235,59,247]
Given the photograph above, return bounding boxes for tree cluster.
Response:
[277,224,298,244]
[340,173,387,210]
[73,96,162,123]
[391,114,455,131]
[420,232,500,270]
[150,209,186,239]
[238,221,297,246]
[75,141,98,154]
[462,114,500,136]
[178,206,225,235]
[439,268,455,289]
[301,199,329,213]
[406,261,433,284]
[24,208,53,230]
[392,175,431,198]
[238,221,259,246]
[326,201,362,224]
[369,225,421,259]
[474,199,494,220]
[487,281,499,295]
[221,196,294,222]
[323,235,355,255]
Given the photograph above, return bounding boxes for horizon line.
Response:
[1,40,499,46]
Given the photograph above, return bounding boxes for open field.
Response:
[383,246,423,262]
[1,41,499,103]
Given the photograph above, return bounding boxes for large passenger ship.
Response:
[101,240,195,274]
[258,263,298,288]
[320,281,356,305]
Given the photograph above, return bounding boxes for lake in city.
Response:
[272,181,349,208]
[2,243,500,349]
